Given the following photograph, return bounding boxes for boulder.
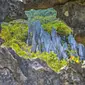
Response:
[59,63,85,85]
[0,46,85,85]
[0,47,60,85]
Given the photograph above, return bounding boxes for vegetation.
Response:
[0,19,68,72]
[0,8,78,72]
[29,52,67,72]
[42,20,72,35]
[26,8,72,36]
[25,8,56,24]
[0,20,28,44]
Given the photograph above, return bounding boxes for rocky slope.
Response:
[0,47,59,85]
[0,0,26,22]
[0,0,85,43]
[0,46,85,85]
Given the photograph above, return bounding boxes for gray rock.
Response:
[59,63,85,85]
[0,47,60,85]
[0,0,26,22]
[54,1,85,36]
[1,47,85,85]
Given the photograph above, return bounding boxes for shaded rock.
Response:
[0,47,27,85]
[75,33,85,45]
[0,38,4,45]
[23,0,69,10]
[1,47,85,85]
[0,0,27,22]
[59,63,85,85]
[54,1,85,37]
[0,47,60,85]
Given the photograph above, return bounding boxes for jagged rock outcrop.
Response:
[27,21,85,60]
[0,46,85,85]
[0,47,60,85]
[59,63,85,85]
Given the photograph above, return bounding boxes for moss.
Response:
[0,19,68,72]
[0,20,28,42]
[42,20,73,36]
[29,51,67,72]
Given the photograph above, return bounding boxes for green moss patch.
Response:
[0,20,67,72]
[42,20,73,36]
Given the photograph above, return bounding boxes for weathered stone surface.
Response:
[59,63,85,85]
[0,46,85,85]
[0,47,60,85]
[1,0,85,37]
[0,47,26,85]
[0,0,26,22]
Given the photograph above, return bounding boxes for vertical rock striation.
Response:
[27,21,85,60]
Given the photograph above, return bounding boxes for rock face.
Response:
[59,63,85,85]
[0,47,60,85]
[0,46,85,85]
[0,0,85,43]
[23,0,69,10]
[27,21,85,60]
[54,1,85,35]
[1,0,85,35]
[0,0,26,22]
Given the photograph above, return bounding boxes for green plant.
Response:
[0,19,68,72]
[29,52,67,72]
[42,20,73,36]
